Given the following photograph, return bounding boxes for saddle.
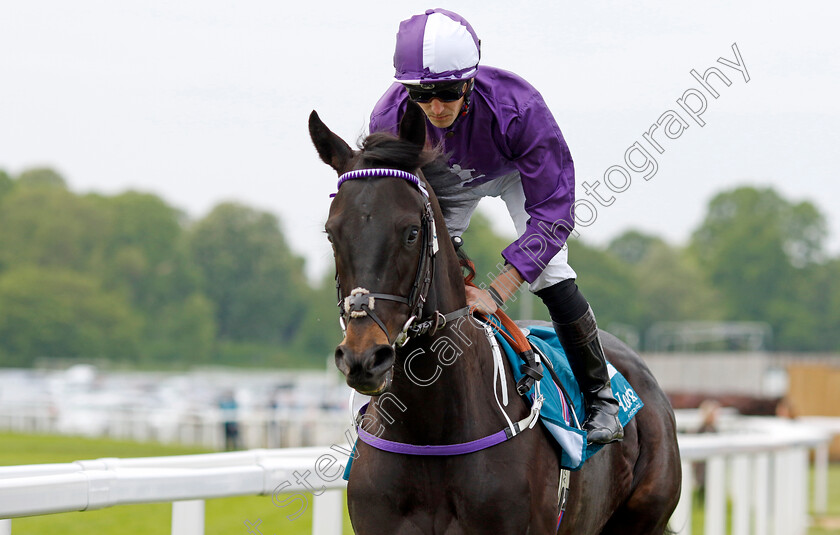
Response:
[479,310,644,470]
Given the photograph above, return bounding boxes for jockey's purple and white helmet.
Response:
[393,9,481,84]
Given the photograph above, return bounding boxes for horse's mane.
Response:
[360,132,480,283]
[457,248,477,285]
[358,132,439,173]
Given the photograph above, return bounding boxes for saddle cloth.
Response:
[490,323,644,470]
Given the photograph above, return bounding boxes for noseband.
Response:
[332,168,467,347]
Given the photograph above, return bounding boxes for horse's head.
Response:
[309,102,442,395]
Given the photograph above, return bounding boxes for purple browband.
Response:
[330,168,428,198]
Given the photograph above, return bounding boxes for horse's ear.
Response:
[398,101,427,148]
[309,110,353,173]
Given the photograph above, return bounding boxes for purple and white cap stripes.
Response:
[393,9,480,84]
[330,168,428,198]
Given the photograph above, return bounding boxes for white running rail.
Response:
[672,416,833,535]
[0,417,836,535]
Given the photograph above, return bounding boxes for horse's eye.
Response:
[325,231,337,251]
[405,226,420,245]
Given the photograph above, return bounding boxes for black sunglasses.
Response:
[403,81,469,103]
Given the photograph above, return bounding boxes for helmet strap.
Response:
[459,79,475,118]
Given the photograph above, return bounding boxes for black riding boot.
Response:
[536,280,623,445]
[553,307,623,444]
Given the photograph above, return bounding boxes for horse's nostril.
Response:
[334,346,350,374]
[370,345,395,373]
[335,344,393,383]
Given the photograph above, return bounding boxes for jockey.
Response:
[369,9,623,444]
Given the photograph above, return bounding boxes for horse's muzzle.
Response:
[335,343,395,395]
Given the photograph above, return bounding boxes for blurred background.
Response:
[1,0,839,463]
[1,1,839,533]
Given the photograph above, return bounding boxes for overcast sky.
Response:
[2,1,838,280]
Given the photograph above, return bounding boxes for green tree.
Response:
[569,240,642,333]
[0,267,142,366]
[460,211,546,321]
[766,258,840,351]
[608,230,665,265]
[187,203,309,344]
[632,241,724,338]
[0,169,13,202]
[0,187,109,273]
[461,211,511,280]
[291,271,343,365]
[93,192,201,311]
[88,192,215,362]
[16,168,67,190]
[820,259,840,350]
[143,293,217,364]
[690,186,828,349]
[97,192,184,266]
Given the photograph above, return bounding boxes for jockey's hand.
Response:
[465,285,498,315]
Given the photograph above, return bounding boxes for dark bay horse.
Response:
[309,102,681,534]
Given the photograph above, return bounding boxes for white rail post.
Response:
[814,441,828,515]
[705,456,726,535]
[773,450,788,535]
[0,519,10,535]
[795,448,809,535]
[670,460,694,535]
[312,489,343,535]
[731,454,751,535]
[753,454,769,535]
[171,500,205,535]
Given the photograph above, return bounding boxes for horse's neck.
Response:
[366,188,523,440]
[372,250,523,444]
[376,324,499,443]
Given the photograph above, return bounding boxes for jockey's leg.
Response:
[493,174,622,443]
[536,280,624,445]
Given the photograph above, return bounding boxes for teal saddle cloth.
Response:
[494,323,643,470]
